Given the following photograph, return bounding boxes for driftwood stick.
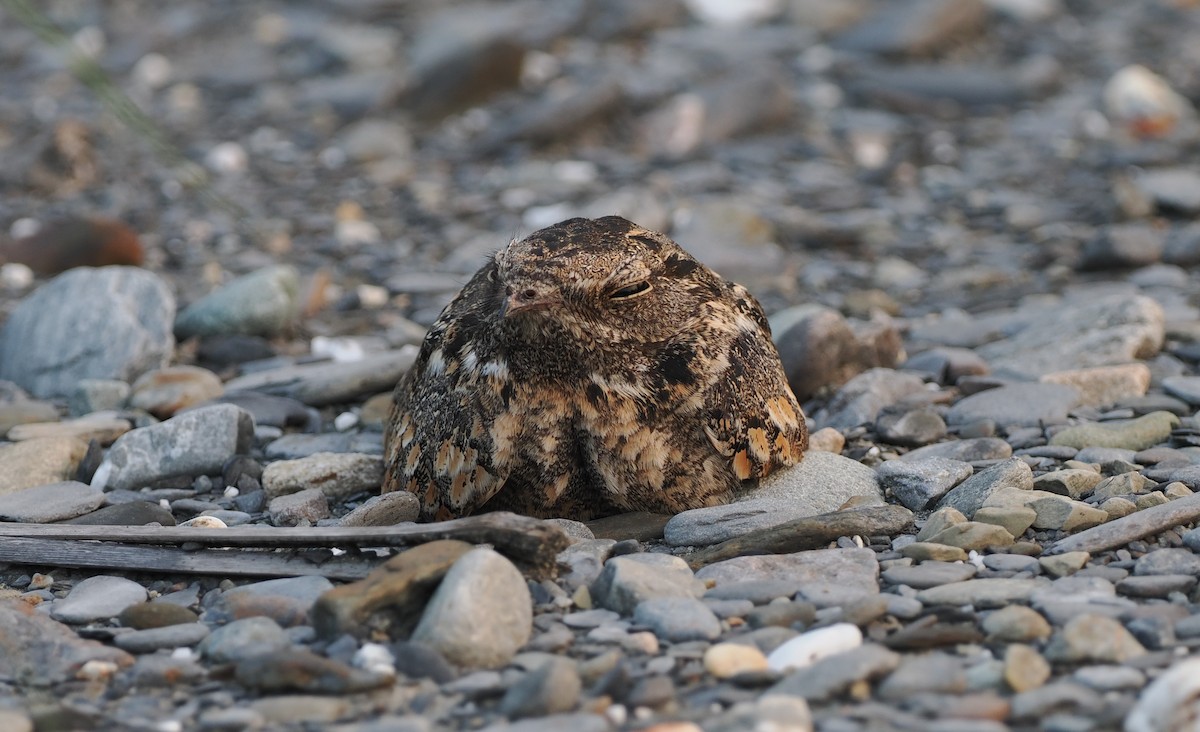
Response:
[684,504,914,570]
[0,537,376,580]
[0,512,569,579]
[1044,491,1200,556]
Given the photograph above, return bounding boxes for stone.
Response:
[1004,644,1050,693]
[898,437,1012,463]
[1044,614,1146,663]
[590,554,704,615]
[221,347,418,407]
[262,452,384,500]
[64,500,176,526]
[1033,469,1103,499]
[1134,548,1200,576]
[1081,223,1165,270]
[118,602,199,629]
[833,0,987,56]
[412,548,533,669]
[875,406,947,446]
[235,648,392,694]
[499,657,582,719]
[174,265,300,338]
[198,616,290,663]
[973,505,1037,539]
[114,623,211,654]
[1038,551,1090,578]
[876,652,968,700]
[1027,495,1109,531]
[917,578,1046,608]
[924,521,1015,550]
[916,507,967,541]
[663,451,882,546]
[207,576,334,627]
[0,437,89,494]
[806,426,845,453]
[975,294,1164,378]
[312,541,471,639]
[0,398,59,436]
[704,696,813,732]
[103,404,255,491]
[0,599,133,684]
[945,383,1080,428]
[0,480,104,522]
[263,485,327,525]
[703,643,770,679]
[766,623,863,673]
[881,561,976,589]
[128,366,224,418]
[768,643,900,701]
[1134,168,1200,214]
[937,458,1033,518]
[775,307,905,401]
[877,457,973,511]
[696,548,879,602]
[1090,472,1150,501]
[0,267,174,398]
[1040,363,1151,407]
[633,597,722,642]
[6,413,131,445]
[1118,575,1197,598]
[1049,411,1179,451]
[51,575,148,623]
[68,379,131,416]
[1125,656,1200,732]
[1161,375,1200,406]
[337,491,421,526]
[899,542,968,562]
[812,368,927,431]
[982,606,1052,642]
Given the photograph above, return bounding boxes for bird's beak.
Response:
[499,287,557,318]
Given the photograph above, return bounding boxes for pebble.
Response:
[663,451,882,545]
[812,368,927,430]
[198,616,291,663]
[876,457,973,511]
[768,643,900,701]
[703,643,770,679]
[973,505,1037,539]
[1038,551,1090,578]
[338,490,421,526]
[412,548,533,669]
[103,404,255,491]
[0,267,174,398]
[590,554,705,615]
[1049,411,1180,451]
[917,578,1046,608]
[113,622,211,653]
[268,487,331,525]
[49,575,149,624]
[0,480,104,522]
[499,657,582,719]
[766,623,863,673]
[898,437,1014,463]
[1041,363,1151,407]
[222,347,418,407]
[0,436,89,494]
[696,548,879,606]
[882,561,976,589]
[923,521,1014,550]
[1043,614,1147,663]
[206,576,334,627]
[937,458,1034,518]
[262,452,384,500]
[1004,644,1051,692]
[174,265,299,338]
[945,382,1080,428]
[982,605,1052,642]
[633,597,722,642]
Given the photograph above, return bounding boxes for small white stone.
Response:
[75,659,118,681]
[179,516,227,529]
[356,284,389,309]
[72,26,105,58]
[133,53,172,89]
[311,336,366,363]
[766,623,863,672]
[334,412,359,431]
[1126,656,1200,732]
[1,263,34,290]
[9,217,39,239]
[223,486,240,499]
[205,142,248,174]
[353,643,395,677]
[335,219,381,247]
[683,0,781,26]
[90,460,113,491]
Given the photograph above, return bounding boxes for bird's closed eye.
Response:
[608,281,652,300]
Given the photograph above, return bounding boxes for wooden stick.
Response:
[684,504,914,570]
[1044,491,1200,556]
[0,512,569,579]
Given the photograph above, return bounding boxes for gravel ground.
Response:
[3,1,1200,731]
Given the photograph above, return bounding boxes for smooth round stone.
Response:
[0,480,105,522]
[104,404,255,491]
[897,437,1013,463]
[499,657,582,719]
[1162,376,1200,405]
[1044,614,1147,663]
[899,542,968,562]
[704,598,754,619]
[1133,548,1200,576]
[703,643,770,679]
[1071,665,1145,692]
[262,452,384,500]
[175,265,300,339]
[917,578,1045,608]
[114,622,211,653]
[1125,657,1200,732]
[876,407,947,447]
[1075,446,1138,464]
[206,576,335,627]
[766,623,863,673]
[562,609,620,629]
[982,554,1039,572]
[634,597,721,642]
[50,575,149,623]
[118,602,199,629]
[1049,411,1179,451]
[704,580,804,604]
[1118,575,1198,598]
[982,605,1052,642]
[128,365,224,418]
[199,617,290,663]
[882,561,976,589]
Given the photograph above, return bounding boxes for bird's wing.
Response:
[382,266,513,520]
[700,288,809,480]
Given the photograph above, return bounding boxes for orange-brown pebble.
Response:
[703,642,770,679]
[1,217,143,275]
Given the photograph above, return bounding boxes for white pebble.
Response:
[336,218,381,247]
[968,550,986,570]
[683,0,781,26]
[90,460,113,491]
[334,412,359,431]
[205,142,248,174]
[179,516,227,529]
[76,659,118,681]
[9,217,39,239]
[356,284,389,309]
[311,335,366,363]
[0,263,33,290]
[353,643,396,677]
[171,647,199,662]
[766,622,863,672]
[223,486,240,499]
[72,26,105,58]
[133,53,172,89]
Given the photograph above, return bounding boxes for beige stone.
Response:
[0,437,89,494]
[899,542,968,562]
[704,643,770,679]
[1004,644,1051,692]
[1040,363,1151,407]
[916,506,967,542]
[973,506,1037,539]
[1038,551,1091,578]
[1028,495,1109,532]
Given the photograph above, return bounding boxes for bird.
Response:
[382,215,808,521]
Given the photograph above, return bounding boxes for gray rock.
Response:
[412,548,533,669]
[704,696,813,732]
[876,652,968,700]
[499,657,582,719]
[633,597,722,642]
[113,623,211,653]
[338,491,420,527]
[199,617,291,663]
[877,457,973,511]
[589,554,704,615]
[1135,168,1200,215]
[1081,223,1166,270]
[833,0,987,56]
[916,578,1046,608]
[557,539,616,589]
[882,561,976,589]
[222,348,418,407]
[663,451,882,546]
[477,714,611,732]
[206,576,335,627]
[104,404,254,491]
[1117,574,1197,598]
[697,548,879,604]
[1049,411,1179,451]
[946,383,1081,427]
[262,452,383,500]
[68,379,131,417]
[1043,614,1146,663]
[0,598,133,685]
[975,294,1164,378]
[1133,548,1200,576]
[51,575,148,623]
[768,644,901,701]
[813,368,927,430]
[0,267,174,398]
[897,437,1013,463]
[875,406,947,446]
[775,306,904,401]
[937,458,1033,518]
[1161,376,1200,406]
[175,265,300,339]
[268,488,331,526]
[265,433,385,459]
[0,481,104,522]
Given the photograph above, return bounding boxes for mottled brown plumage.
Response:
[382,216,808,521]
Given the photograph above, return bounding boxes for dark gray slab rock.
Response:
[0,267,174,398]
[937,458,1034,518]
[945,383,1080,427]
[221,347,418,407]
[104,404,255,491]
[898,437,1013,463]
[0,480,104,522]
[877,456,973,510]
[0,599,133,684]
[813,368,927,430]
